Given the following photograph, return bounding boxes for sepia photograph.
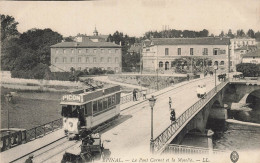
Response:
[0,0,260,162]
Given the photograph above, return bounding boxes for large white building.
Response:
[142,37,230,73]
[50,29,122,73]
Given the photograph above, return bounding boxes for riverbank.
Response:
[226,119,260,127]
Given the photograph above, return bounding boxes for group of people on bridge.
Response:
[133,88,147,101]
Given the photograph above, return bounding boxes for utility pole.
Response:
[203,57,205,77]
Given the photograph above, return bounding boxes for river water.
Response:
[213,104,260,151]
[180,104,260,151]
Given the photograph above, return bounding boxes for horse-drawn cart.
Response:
[61,133,111,163]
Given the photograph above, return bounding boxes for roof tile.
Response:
[150,37,230,46]
[51,41,121,48]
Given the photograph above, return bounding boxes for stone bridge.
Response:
[154,79,260,154]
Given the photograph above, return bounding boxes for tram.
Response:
[60,84,121,137]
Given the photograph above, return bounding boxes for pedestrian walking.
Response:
[169,97,172,110]
[142,89,147,100]
[133,89,137,101]
[170,80,174,86]
[196,85,201,98]
[187,74,190,81]
[170,108,176,123]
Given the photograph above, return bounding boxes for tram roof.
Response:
[60,84,120,105]
[69,84,119,95]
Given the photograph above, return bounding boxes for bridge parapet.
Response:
[230,77,260,85]
[163,144,227,155]
[153,81,228,154]
[0,118,62,152]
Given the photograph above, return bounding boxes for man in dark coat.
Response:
[133,89,137,101]
[170,109,176,123]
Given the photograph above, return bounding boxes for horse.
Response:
[218,73,226,81]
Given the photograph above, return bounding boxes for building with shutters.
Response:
[142,37,231,73]
[50,35,122,73]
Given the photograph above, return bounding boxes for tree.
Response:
[255,31,260,41]
[237,29,246,37]
[1,38,22,70]
[64,36,75,42]
[219,30,224,37]
[18,28,63,65]
[227,29,234,38]
[247,29,255,38]
[1,14,19,41]
[236,63,260,77]
[198,29,209,37]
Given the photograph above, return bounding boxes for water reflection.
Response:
[213,104,260,151]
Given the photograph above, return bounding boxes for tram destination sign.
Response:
[62,94,82,102]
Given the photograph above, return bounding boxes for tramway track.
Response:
[36,141,80,163]
[11,137,68,163]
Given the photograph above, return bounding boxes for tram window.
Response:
[86,102,92,115]
[112,95,116,106]
[93,101,98,113]
[81,105,86,115]
[62,105,79,118]
[71,106,79,117]
[62,105,72,117]
[108,96,112,108]
[98,100,103,111]
[103,98,108,110]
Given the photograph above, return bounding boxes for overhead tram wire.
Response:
[50,63,104,90]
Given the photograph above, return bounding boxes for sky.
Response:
[0,0,260,37]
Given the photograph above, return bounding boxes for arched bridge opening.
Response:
[246,89,260,110]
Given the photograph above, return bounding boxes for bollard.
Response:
[1,136,7,152]
[23,130,27,143]
[43,125,46,136]
[17,131,22,145]
[35,128,37,139]
[7,132,11,149]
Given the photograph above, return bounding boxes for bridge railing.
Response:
[26,118,62,142]
[0,118,62,152]
[153,80,228,153]
[163,144,227,155]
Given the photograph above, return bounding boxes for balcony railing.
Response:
[153,80,228,153]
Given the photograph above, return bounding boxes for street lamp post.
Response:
[5,93,13,130]
[149,96,156,154]
[203,57,205,77]
[214,65,218,92]
[156,68,159,90]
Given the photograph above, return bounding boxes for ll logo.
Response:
[230,151,239,163]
